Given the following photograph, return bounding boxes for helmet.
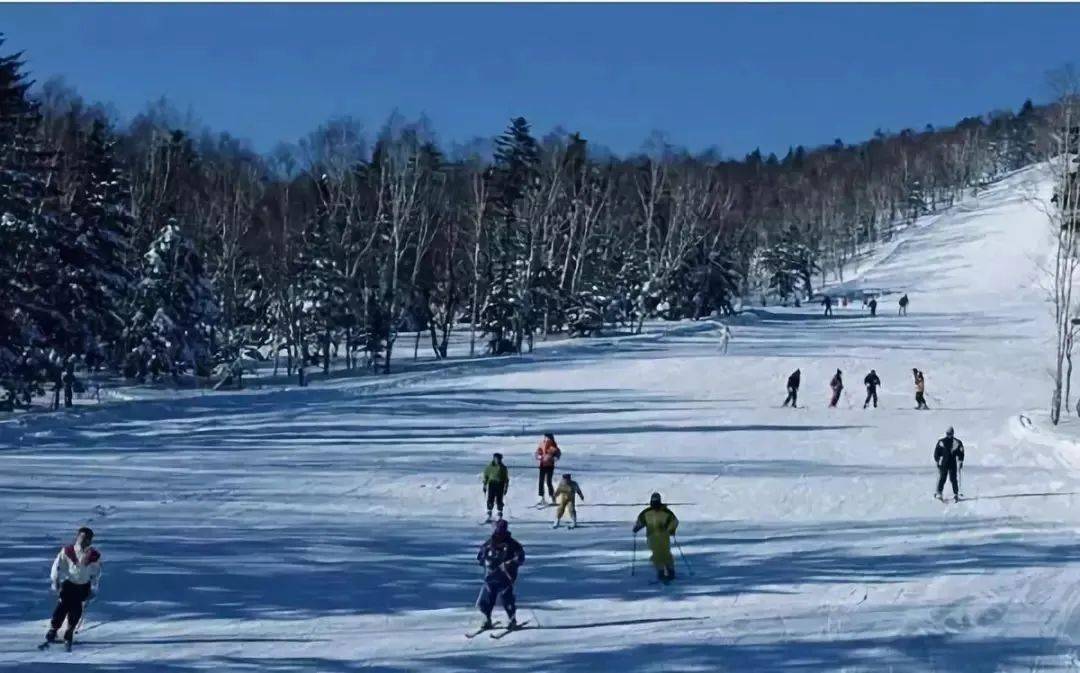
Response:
[649,492,662,506]
[493,452,503,461]
[493,520,509,535]
[945,426,954,437]
[563,473,571,480]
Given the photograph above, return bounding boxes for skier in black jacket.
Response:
[934,427,965,502]
[783,369,801,408]
[863,370,881,409]
[475,520,525,631]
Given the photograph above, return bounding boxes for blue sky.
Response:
[2,3,1078,157]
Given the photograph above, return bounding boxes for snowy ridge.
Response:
[1,165,1078,672]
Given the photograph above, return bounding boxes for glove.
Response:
[51,581,60,594]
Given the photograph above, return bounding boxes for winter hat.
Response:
[493,452,503,461]
[77,526,94,542]
[563,473,571,480]
[650,492,663,506]
[945,426,954,437]
[493,520,509,535]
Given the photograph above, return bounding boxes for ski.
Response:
[490,620,531,639]
[465,621,500,638]
[36,641,51,651]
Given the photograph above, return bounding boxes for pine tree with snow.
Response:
[63,119,135,367]
[126,221,218,382]
[0,38,66,403]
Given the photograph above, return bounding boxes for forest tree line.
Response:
[0,37,1053,407]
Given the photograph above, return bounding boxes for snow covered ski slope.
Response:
[3,165,1080,672]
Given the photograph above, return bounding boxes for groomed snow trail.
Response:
[2,165,1078,672]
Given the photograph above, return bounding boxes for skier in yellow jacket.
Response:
[552,473,584,529]
[632,492,679,582]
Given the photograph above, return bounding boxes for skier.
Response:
[534,433,561,506]
[863,369,881,409]
[913,368,929,410]
[822,295,833,317]
[782,369,801,408]
[62,358,76,408]
[482,452,509,522]
[476,520,525,631]
[718,323,733,354]
[633,492,680,583]
[552,473,585,529]
[829,369,844,408]
[45,526,101,648]
[868,298,878,317]
[899,294,909,316]
[934,426,965,502]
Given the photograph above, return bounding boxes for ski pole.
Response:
[631,533,637,576]
[673,536,694,577]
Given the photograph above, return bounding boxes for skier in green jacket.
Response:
[483,453,509,522]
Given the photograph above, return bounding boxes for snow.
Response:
[3,164,1080,671]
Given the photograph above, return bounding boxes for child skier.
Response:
[829,369,844,408]
[45,526,101,648]
[632,492,680,583]
[718,323,733,354]
[783,369,801,408]
[913,368,929,409]
[476,520,525,632]
[934,426,965,502]
[552,473,585,529]
[863,369,881,409]
[482,452,509,522]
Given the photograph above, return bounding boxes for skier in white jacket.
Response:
[46,526,101,645]
[718,324,733,354]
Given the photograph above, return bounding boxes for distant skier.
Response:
[868,298,878,317]
[552,473,585,529]
[718,323,733,354]
[913,368,929,410]
[476,520,525,631]
[863,370,881,409]
[482,452,509,522]
[934,426,965,502]
[822,295,833,317]
[782,369,801,408]
[829,369,844,408]
[534,433,561,505]
[45,526,101,647]
[633,492,680,583]
[899,294,909,316]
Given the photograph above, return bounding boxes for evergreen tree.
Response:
[126,221,217,381]
[0,38,63,402]
[64,119,135,367]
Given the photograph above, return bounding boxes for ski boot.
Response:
[552,520,560,529]
[484,511,493,524]
[568,518,577,529]
[45,629,57,644]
